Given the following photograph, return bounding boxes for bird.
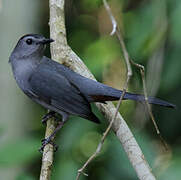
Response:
[9,34,175,151]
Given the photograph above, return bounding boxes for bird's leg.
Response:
[41,111,57,124]
[39,114,68,153]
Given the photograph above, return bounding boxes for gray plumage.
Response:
[9,34,176,125]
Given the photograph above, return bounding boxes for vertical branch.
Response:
[49,0,68,62]
[40,118,56,180]
[39,0,66,179]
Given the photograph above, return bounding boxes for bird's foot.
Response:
[39,137,58,153]
[41,111,57,125]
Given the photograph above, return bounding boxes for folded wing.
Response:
[28,62,100,123]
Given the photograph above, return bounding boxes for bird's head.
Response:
[9,34,54,62]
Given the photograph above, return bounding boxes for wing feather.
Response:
[28,63,93,118]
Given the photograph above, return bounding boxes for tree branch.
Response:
[39,0,66,178]
[42,0,156,180]
[76,1,132,179]
[40,118,56,180]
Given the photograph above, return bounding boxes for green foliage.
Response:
[0,138,39,166]
[161,49,181,92]
[159,148,181,180]
[170,0,181,43]
[16,174,35,180]
[83,37,121,76]
[79,0,102,12]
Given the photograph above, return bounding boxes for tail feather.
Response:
[123,92,176,108]
[90,89,176,108]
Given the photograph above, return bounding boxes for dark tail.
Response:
[90,87,176,108]
[124,92,176,108]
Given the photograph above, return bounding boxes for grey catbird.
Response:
[9,34,175,151]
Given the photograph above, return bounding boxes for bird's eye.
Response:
[26,38,33,45]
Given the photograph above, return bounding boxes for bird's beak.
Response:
[40,38,54,44]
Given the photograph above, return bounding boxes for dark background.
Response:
[0,0,180,179]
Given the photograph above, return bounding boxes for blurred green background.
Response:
[0,0,180,179]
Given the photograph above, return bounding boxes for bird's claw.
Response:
[41,111,56,125]
[39,138,58,153]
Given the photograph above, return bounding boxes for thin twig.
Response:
[103,0,132,77]
[131,61,160,133]
[77,0,164,178]
[76,1,133,179]
[105,0,161,141]
[76,76,130,180]
[130,60,168,149]
[103,0,117,35]
[135,0,168,128]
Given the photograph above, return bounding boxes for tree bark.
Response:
[44,0,156,179]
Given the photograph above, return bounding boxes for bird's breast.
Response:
[11,60,36,92]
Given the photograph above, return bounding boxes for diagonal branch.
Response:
[76,1,133,179]
[41,0,157,180]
